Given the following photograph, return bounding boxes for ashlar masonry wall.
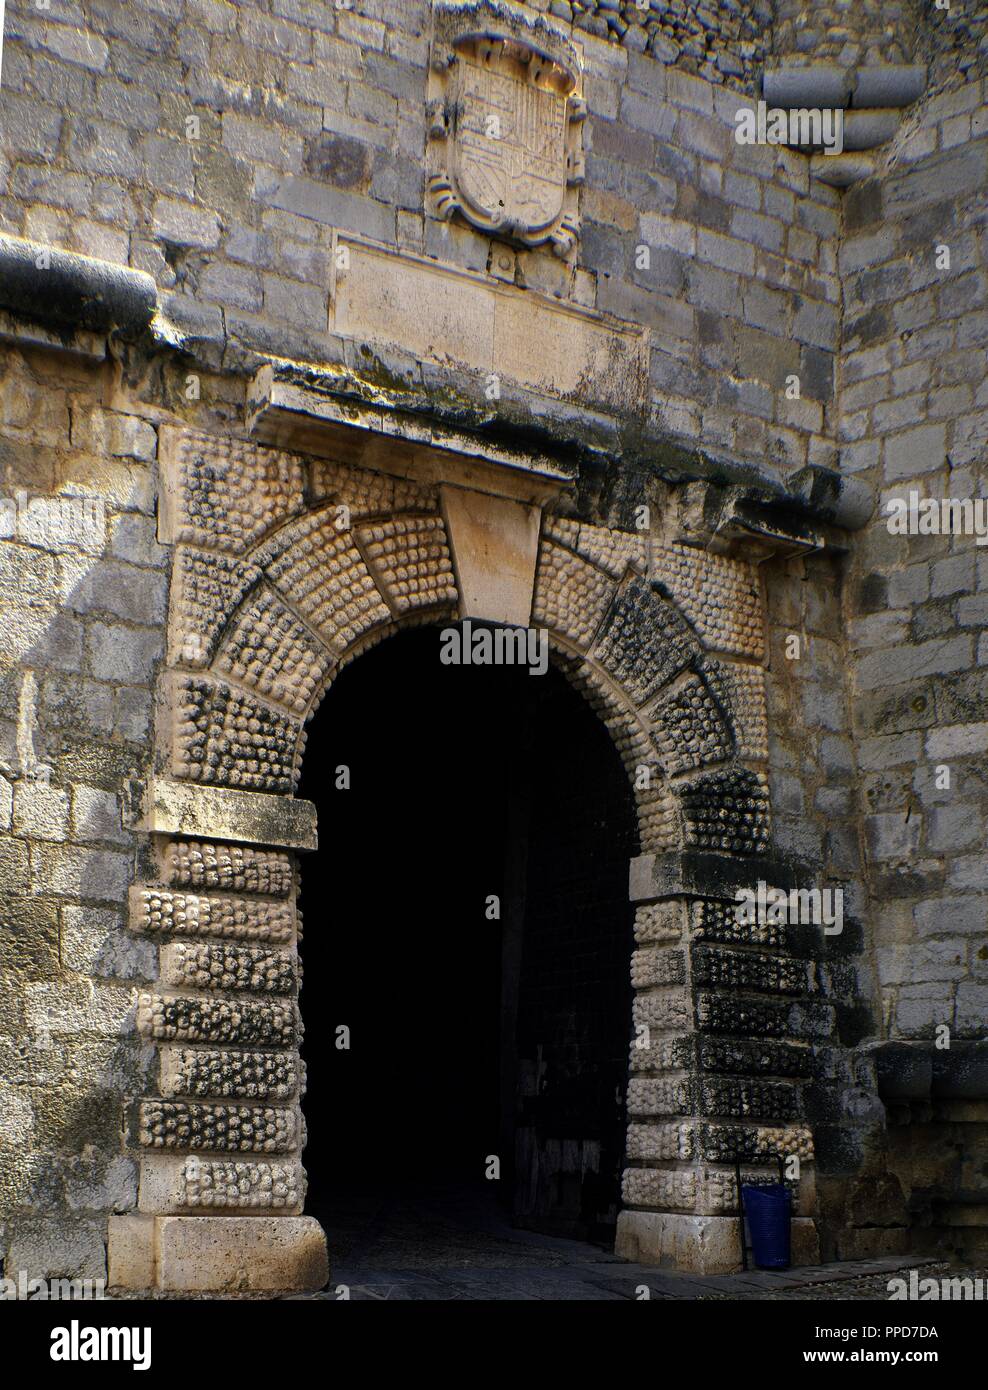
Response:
[0,0,844,486]
[0,344,168,1281]
[840,69,988,1259]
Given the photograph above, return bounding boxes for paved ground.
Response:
[292,1183,968,1301]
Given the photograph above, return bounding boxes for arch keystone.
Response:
[441,484,540,626]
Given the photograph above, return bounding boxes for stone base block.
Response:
[616,1211,820,1274]
[109,1214,328,1292]
[108,1214,156,1290]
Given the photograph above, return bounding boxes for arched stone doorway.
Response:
[298,623,639,1253]
[109,422,821,1293]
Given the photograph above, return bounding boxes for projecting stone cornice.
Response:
[0,234,156,339]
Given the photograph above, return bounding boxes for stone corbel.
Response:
[666,481,826,562]
[664,468,873,562]
[761,61,927,188]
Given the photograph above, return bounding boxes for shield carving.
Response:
[452,59,567,237]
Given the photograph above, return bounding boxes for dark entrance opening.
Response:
[298,624,638,1264]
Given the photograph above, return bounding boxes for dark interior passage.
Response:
[298,625,638,1253]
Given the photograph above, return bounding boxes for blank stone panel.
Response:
[256,511,390,654]
[165,431,306,555]
[356,514,458,614]
[651,543,763,659]
[214,586,335,717]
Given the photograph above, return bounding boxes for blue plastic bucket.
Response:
[741,1183,792,1270]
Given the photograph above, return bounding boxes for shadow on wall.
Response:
[0,454,162,1284]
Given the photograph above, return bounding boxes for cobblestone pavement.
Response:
[291,1185,976,1302]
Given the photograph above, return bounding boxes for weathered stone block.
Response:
[142,779,317,852]
[154,1215,327,1292]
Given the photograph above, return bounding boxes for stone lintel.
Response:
[246,363,573,506]
[142,778,317,851]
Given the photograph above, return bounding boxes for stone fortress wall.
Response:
[0,0,984,1289]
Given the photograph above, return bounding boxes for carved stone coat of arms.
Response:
[427,1,586,257]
